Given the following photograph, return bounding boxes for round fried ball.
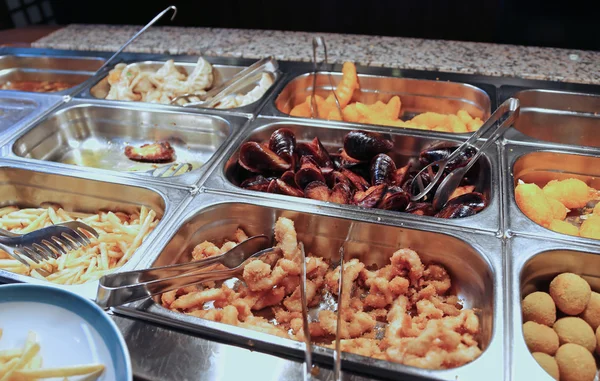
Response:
[532,352,559,380]
[549,219,579,237]
[555,343,597,381]
[523,321,560,355]
[581,292,600,331]
[553,317,596,352]
[523,291,556,326]
[549,273,591,315]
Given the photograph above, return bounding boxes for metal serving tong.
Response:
[0,221,98,267]
[169,56,278,108]
[409,97,520,209]
[96,235,273,308]
[310,37,344,120]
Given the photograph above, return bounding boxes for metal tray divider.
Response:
[111,189,505,381]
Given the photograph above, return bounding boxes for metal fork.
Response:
[0,221,99,267]
[145,162,193,178]
[96,235,273,308]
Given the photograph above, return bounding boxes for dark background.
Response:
[2,0,599,51]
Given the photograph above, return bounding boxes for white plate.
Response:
[0,283,132,381]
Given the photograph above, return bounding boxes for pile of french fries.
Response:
[0,329,105,380]
[0,204,159,285]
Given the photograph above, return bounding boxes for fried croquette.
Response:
[594,203,600,216]
[515,183,555,228]
[523,321,560,355]
[549,198,568,220]
[523,292,556,326]
[596,325,600,356]
[581,292,600,331]
[543,179,590,209]
[579,215,600,240]
[549,220,579,236]
[549,273,591,315]
[555,343,597,381]
[532,352,559,380]
[553,317,596,353]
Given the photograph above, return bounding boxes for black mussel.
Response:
[330,183,352,205]
[419,144,477,173]
[370,154,397,186]
[327,171,351,189]
[312,137,334,172]
[280,170,298,187]
[394,163,411,186]
[240,175,271,192]
[340,168,370,192]
[269,128,296,162]
[304,181,331,201]
[267,178,304,197]
[343,130,394,161]
[296,142,318,159]
[353,184,387,208]
[295,156,326,190]
[435,204,477,219]
[406,170,439,202]
[405,202,436,216]
[444,192,487,212]
[239,142,292,173]
[377,186,409,211]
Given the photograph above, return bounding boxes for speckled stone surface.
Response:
[32,24,600,85]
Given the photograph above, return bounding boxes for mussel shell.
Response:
[280,170,298,187]
[353,184,387,208]
[370,154,397,186]
[405,202,436,216]
[444,192,487,212]
[240,175,271,192]
[419,144,477,173]
[312,137,334,171]
[295,156,325,190]
[326,170,351,189]
[435,204,477,219]
[330,183,352,205]
[304,181,331,201]
[269,128,296,162]
[267,178,304,198]
[340,168,370,192]
[343,130,394,161]
[377,186,409,211]
[239,142,292,173]
[394,163,411,186]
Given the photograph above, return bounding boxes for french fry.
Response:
[14,364,105,378]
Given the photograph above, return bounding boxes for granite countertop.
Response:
[32,24,600,85]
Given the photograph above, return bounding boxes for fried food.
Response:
[543,179,590,209]
[288,62,482,133]
[581,292,600,331]
[1,80,72,92]
[549,273,591,315]
[596,326,600,356]
[515,183,555,227]
[523,321,560,355]
[124,141,175,163]
[532,352,559,380]
[555,343,597,381]
[549,219,579,236]
[553,317,596,353]
[0,205,158,284]
[522,291,556,326]
[579,215,600,240]
[160,216,482,370]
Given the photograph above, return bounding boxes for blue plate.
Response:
[0,283,132,381]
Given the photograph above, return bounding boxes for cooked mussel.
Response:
[371,154,397,186]
[405,202,436,216]
[377,186,409,211]
[353,184,387,208]
[444,192,487,212]
[435,204,477,219]
[280,170,298,187]
[343,130,393,161]
[295,156,326,190]
[269,128,296,163]
[239,142,292,173]
[240,175,271,192]
[267,178,304,197]
[304,181,330,201]
[330,183,352,204]
[326,170,351,189]
[419,143,477,173]
[340,168,370,192]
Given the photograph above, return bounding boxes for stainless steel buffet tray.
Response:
[508,236,600,381]
[114,190,504,381]
[83,57,281,115]
[0,54,105,95]
[262,63,492,134]
[0,158,190,300]
[203,116,502,234]
[4,98,250,186]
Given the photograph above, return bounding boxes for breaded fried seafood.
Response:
[522,291,556,327]
[550,273,591,315]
